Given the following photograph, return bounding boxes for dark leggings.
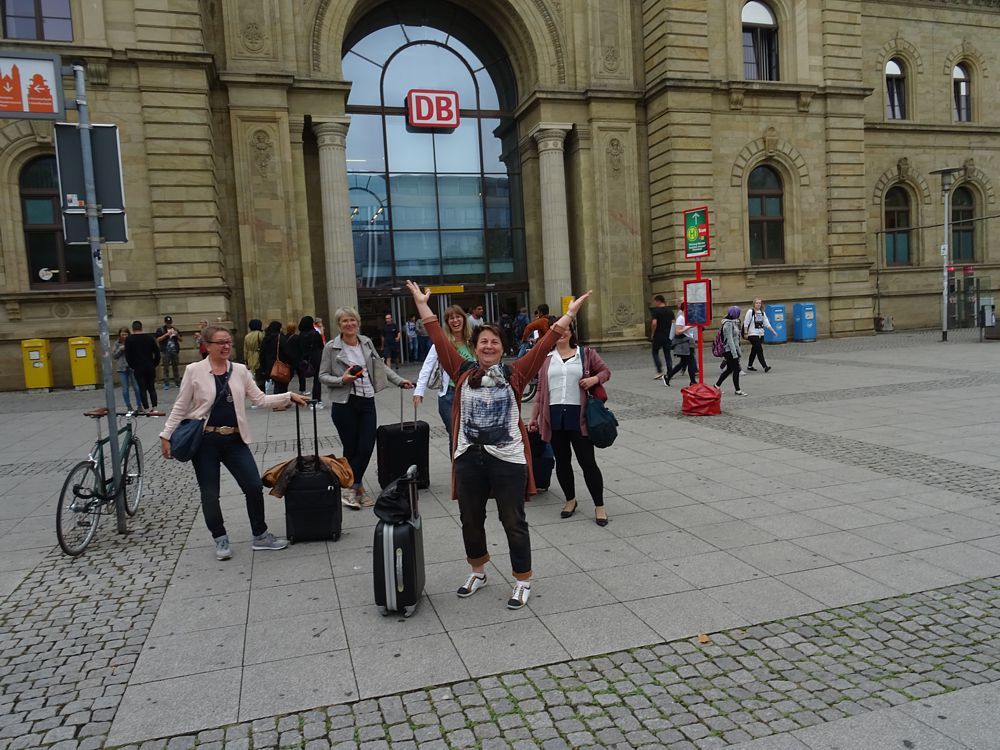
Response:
[330,395,377,489]
[134,369,158,409]
[716,353,741,391]
[297,371,322,400]
[667,353,698,385]
[747,336,768,369]
[549,428,604,506]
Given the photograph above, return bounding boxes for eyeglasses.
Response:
[208,340,233,347]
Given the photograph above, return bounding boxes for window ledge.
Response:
[867,121,1000,134]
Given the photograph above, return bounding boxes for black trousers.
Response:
[549,428,604,507]
[651,338,672,374]
[330,395,377,489]
[667,353,698,385]
[716,353,741,391]
[134,368,158,409]
[747,336,768,369]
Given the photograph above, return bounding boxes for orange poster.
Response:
[26,73,53,113]
[0,65,24,112]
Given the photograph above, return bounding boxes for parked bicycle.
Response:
[56,407,163,556]
[515,338,539,403]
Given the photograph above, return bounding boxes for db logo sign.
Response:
[406,89,460,129]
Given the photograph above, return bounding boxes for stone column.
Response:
[313,118,357,317]
[287,115,311,316]
[530,123,574,309]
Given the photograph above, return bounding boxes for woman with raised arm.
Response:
[160,325,309,561]
[406,280,592,610]
[412,304,475,438]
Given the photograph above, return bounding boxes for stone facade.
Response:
[0,0,997,387]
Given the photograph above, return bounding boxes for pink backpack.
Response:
[711,326,726,358]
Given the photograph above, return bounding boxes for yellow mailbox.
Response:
[21,338,53,391]
[69,336,98,390]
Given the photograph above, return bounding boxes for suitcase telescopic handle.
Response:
[399,385,418,427]
[405,464,419,518]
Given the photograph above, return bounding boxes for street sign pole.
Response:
[695,261,704,384]
[73,64,125,534]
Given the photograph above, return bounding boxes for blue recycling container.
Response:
[763,304,786,343]
[793,302,817,341]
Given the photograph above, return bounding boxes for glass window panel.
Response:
[483,176,511,228]
[475,69,499,109]
[385,116,435,172]
[401,25,448,44]
[21,157,57,188]
[953,64,968,81]
[441,230,485,278]
[885,59,902,76]
[896,233,909,264]
[506,172,524,228]
[353,230,393,288]
[349,174,389,230]
[749,165,780,190]
[7,16,38,39]
[748,197,763,217]
[393,230,441,277]
[437,175,483,229]
[26,232,59,282]
[23,197,54,225]
[42,17,71,40]
[9,0,34,15]
[64,244,92,283]
[742,1,775,26]
[349,25,407,66]
[953,187,973,207]
[748,223,764,261]
[433,121,480,173]
[382,44,476,109]
[765,196,781,216]
[480,118,510,173]
[389,174,438,229]
[765,221,784,260]
[41,0,71,16]
[346,114,386,172]
[342,52,384,107]
[442,36,486,70]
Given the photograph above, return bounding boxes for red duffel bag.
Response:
[681,383,721,416]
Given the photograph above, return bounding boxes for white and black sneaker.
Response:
[214,534,232,561]
[457,572,486,598]
[507,581,531,609]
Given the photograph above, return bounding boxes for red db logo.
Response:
[406,89,460,129]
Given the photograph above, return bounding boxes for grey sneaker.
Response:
[214,535,232,561]
[252,531,288,551]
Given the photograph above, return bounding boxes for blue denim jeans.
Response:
[119,368,142,410]
[437,388,455,438]
[191,433,267,539]
[331,395,377,489]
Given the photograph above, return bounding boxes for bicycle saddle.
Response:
[83,407,109,418]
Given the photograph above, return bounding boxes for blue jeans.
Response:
[191,433,267,539]
[119,369,142,410]
[437,388,455,438]
[331,395,377,489]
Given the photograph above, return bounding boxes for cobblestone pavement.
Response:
[2,330,999,750]
[106,576,1000,750]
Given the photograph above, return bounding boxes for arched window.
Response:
[742,2,779,81]
[884,187,911,266]
[342,3,523,288]
[952,186,975,261]
[748,165,784,264]
[21,156,91,289]
[953,64,971,122]
[885,58,907,120]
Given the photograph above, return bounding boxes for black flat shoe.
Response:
[595,516,609,527]
[560,500,578,519]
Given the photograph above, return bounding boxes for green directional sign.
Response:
[684,206,711,259]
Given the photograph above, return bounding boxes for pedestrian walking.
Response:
[318,306,413,510]
[415,316,430,360]
[715,306,747,396]
[649,294,674,381]
[404,314,419,362]
[243,319,265,390]
[259,320,292,397]
[405,279,592,610]
[113,327,142,411]
[154,315,182,390]
[290,316,324,405]
[743,298,776,373]
[413,305,475,437]
[124,320,160,410]
[159,325,309,560]
[665,300,699,386]
[529,324,611,526]
[381,313,401,369]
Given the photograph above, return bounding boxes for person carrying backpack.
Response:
[714,306,747,396]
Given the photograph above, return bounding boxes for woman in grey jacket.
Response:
[319,306,413,509]
[715,306,748,396]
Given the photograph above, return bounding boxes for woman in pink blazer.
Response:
[160,325,308,560]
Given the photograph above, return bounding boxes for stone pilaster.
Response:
[530,123,574,311]
[313,118,357,318]
[288,115,314,317]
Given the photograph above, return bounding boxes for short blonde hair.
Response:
[334,306,360,328]
[201,325,231,343]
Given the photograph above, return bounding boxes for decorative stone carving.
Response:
[613,301,634,328]
[797,91,812,113]
[897,157,910,179]
[603,46,620,73]
[797,269,807,285]
[745,271,756,288]
[730,89,745,110]
[5,301,21,321]
[964,157,975,172]
[606,138,624,173]
[250,129,274,176]
[764,127,778,156]
[241,21,268,53]
[87,62,109,86]
[52,303,71,319]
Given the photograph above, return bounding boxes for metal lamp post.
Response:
[930,167,965,342]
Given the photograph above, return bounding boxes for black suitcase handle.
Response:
[294,399,320,467]
[400,386,418,429]
[404,464,420,519]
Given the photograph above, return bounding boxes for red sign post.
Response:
[682,206,713,384]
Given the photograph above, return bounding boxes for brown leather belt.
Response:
[204,426,239,435]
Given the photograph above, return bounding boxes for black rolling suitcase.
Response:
[373,465,425,617]
[528,431,555,491]
[284,402,342,543]
[376,390,430,489]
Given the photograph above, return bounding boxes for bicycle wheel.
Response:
[122,436,144,516]
[521,378,537,403]
[56,461,102,556]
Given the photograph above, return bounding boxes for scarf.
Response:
[465,362,510,389]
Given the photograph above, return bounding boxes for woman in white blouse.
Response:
[413,304,475,437]
[528,326,612,526]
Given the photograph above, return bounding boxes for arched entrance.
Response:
[341,2,527,349]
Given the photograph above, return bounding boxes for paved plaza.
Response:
[2,330,1000,749]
